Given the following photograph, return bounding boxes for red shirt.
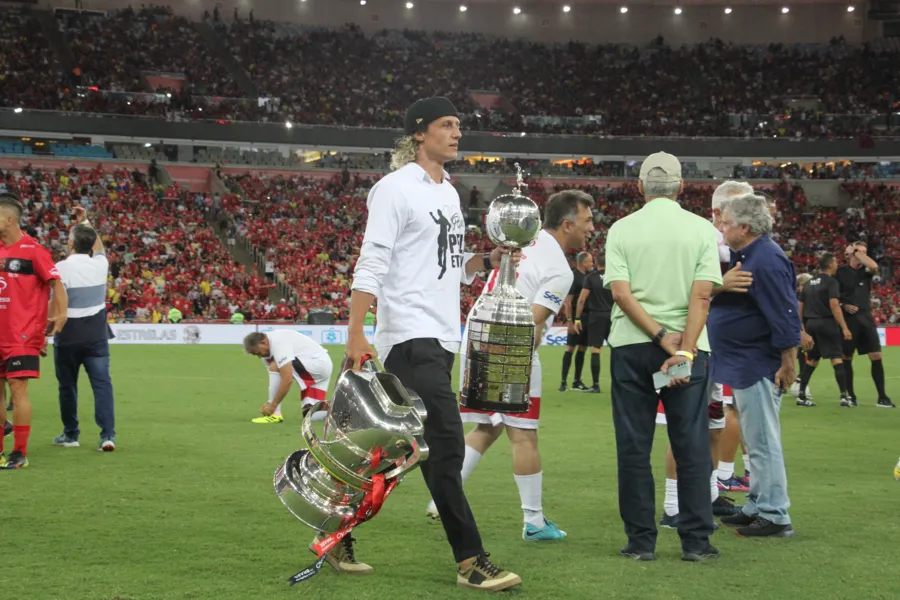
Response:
[0,233,60,349]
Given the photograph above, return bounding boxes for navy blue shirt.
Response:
[708,235,801,390]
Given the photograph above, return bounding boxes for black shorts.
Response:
[806,318,843,360]
[587,312,611,348]
[842,314,881,356]
[567,320,588,347]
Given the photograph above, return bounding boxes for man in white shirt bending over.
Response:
[424,190,594,542]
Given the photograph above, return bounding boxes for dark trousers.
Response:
[384,338,484,563]
[54,339,116,440]
[610,343,714,552]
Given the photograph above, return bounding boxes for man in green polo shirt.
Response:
[603,151,723,562]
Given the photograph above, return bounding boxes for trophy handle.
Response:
[340,354,381,374]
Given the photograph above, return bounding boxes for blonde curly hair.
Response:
[390,135,421,171]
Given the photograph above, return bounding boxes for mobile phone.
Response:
[652,360,692,389]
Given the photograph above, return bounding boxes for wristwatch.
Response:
[652,327,667,346]
[482,252,492,271]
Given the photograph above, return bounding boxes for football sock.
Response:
[515,472,545,528]
[799,362,815,396]
[268,372,281,416]
[871,359,887,398]
[833,363,849,396]
[574,350,585,382]
[844,358,855,397]
[717,461,735,481]
[710,471,720,501]
[664,478,679,517]
[13,425,30,456]
[590,353,600,387]
[460,445,483,484]
[561,351,573,383]
[742,453,750,474]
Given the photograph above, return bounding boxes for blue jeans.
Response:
[733,378,791,525]
[54,339,116,440]
[610,343,714,552]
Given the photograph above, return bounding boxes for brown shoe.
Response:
[310,534,374,575]
[457,553,522,591]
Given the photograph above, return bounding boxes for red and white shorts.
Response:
[656,383,731,430]
[265,355,332,409]
[0,347,41,380]
[459,342,542,431]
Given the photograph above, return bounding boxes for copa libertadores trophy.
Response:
[273,356,429,585]
[461,164,542,414]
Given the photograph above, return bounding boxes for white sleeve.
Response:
[54,260,70,288]
[351,242,392,297]
[532,270,574,315]
[361,181,407,250]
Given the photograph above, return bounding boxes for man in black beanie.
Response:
[344,97,522,591]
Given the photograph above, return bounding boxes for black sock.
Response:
[844,358,855,398]
[799,362,816,396]
[833,362,849,396]
[561,351,573,383]
[871,359,887,398]
[591,353,600,387]
[574,350,586,383]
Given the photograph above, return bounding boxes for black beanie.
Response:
[404,97,459,135]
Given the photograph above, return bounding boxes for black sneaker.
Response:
[736,517,795,538]
[849,395,859,407]
[3,420,11,438]
[840,395,854,407]
[682,544,720,562]
[619,544,656,561]
[572,381,588,391]
[586,385,601,394]
[877,397,895,408]
[712,495,740,516]
[720,512,756,527]
[558,383,567,392]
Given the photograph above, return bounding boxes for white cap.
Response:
[639,151,682,182]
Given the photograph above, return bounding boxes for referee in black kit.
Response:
[836,242,894,407]
[574,254,614,393]
[797,253,854,406]
[346,97,521,592]
[560,252,592,391]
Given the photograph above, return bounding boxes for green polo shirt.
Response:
[603,197,723,351]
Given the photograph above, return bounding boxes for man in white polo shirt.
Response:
[346,97,521,592]
[52,206,116,452]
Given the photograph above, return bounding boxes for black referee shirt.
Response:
[835,264,873,315]
[583,270,614,313]
[800,273,840,319]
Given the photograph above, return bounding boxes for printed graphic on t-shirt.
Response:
[430,207,465,279]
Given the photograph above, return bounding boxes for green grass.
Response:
[2,346,898,600]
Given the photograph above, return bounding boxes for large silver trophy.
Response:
[461,164,542,414]
[273,356,428,583]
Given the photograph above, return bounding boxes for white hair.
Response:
[720,193,773,236]
[390,135,420,171]
[642,167,681,199]
[712,180,754,212]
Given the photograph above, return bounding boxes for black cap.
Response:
[404,97,459,135]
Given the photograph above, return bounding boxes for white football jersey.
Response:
[474,229,573,343]
[715,227,731,265]
[265,329,330,369]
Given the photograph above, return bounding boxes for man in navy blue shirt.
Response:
[708,193,800,538]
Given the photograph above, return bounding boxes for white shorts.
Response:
[655,382,729,430]
[458,333,541,430]
[266,354,332,408]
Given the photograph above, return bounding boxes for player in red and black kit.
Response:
[0,194,69,470]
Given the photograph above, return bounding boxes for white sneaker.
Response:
[426,503,440,521]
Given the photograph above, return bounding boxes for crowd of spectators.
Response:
[3,6,900,138]
[0,9,68,111]
[0,163,286,324]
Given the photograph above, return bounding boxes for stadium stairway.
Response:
[195,21,258,98]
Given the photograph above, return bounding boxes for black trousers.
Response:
[384,338,484,563]
[610,343,714,552]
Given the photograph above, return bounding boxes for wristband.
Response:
[652,327,667,346]
[482,252,492,272]
[675,350,694,361]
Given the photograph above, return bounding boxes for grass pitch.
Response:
[2,346,898,600]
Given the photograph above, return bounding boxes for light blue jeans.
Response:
[733,377,791,525]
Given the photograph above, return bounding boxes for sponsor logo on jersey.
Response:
[543,291,563,306]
